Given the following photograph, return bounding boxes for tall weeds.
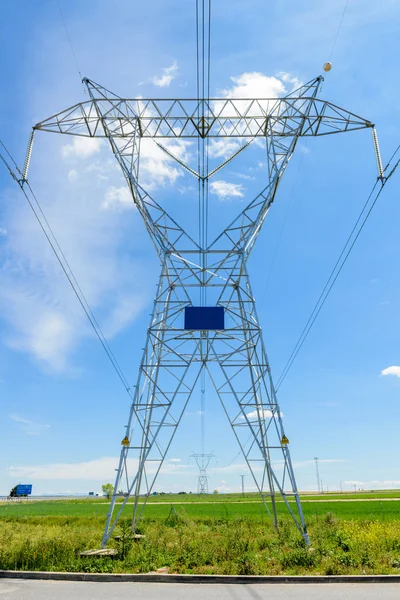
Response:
[1,512,400,575]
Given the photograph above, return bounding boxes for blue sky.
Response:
[0,0,400,496]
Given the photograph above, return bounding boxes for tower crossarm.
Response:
[33,80,373,257]
[33,78,200,257]
[33,96,373,139]
[208,97,374,257]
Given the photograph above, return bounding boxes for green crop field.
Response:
[1,493,400,576]
[1,498,400,521]
[144,490,400,503]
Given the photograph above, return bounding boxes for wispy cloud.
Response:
[8,457,121,480]
[8,456,191,480]
[210,180,244,201]
[102,186,133,210]
[0,142,151,371]
[381,366,400,378]
[208,139,242,160]
[344,480,400,488]
[151,61,178,88]
[10,414,50,436]
[67,169,79,182]
[235,173,255,181]
[62,137,103,159]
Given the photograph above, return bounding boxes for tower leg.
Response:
[101,258,203,547]
[205,256,310,543]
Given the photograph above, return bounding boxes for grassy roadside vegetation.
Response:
[1,511,400,575]
[1,494,400,575]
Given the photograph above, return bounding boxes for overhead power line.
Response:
[195,0,212,446]
[55,0,84,85]
[328,0,350,62]
[276,146,400,390]
[0,139,133,398]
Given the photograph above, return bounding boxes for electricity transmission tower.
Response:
[28,5,379,548]
[31,76,375,546]
[191,453,214,494]
[314,457,321,493]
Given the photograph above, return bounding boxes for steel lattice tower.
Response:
[31,68,376,548]
[191,453,214,494]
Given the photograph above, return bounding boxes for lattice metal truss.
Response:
[191,453,214,494]
[32,75,375,548]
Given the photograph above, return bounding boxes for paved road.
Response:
[1,580,400,599]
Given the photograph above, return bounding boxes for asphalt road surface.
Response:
[1,580,400,599]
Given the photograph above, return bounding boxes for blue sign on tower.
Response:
[184,306,225,330]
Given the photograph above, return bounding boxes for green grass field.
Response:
[145,490,400,503]
[1,498,400,521]
[1,492,400,575]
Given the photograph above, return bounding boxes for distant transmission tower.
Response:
[28,2,380,549]
[191,453,214,494]
[314,457,321,493]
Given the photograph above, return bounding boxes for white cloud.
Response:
[139,139,192,190]
[272,458,345,471]
[10,414,50,436]
[210,180,244,201]
[245,408,283,419]
[3,287,77,372]
[8,457,124,481]
[207,71,302,168]
[235,173,255,181]
[215,484,233,493]
[67,169,79,182]
[298,144,310,155]
[7,456,191,481]
[219,72,286,100]
[169,458,181,463]
[215,71,302,121]
[0,227,7,236]
[102,186,133,210]
[381,366,400,378]
[276,71,302,91]
[344,480,400,488]
[62,137,103,159]
[151,61,178,88]
[211,462,262,475]
[101,295,147,338]
[22,312,74,371]
[0,142,150,371]
[208,139,242,160]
